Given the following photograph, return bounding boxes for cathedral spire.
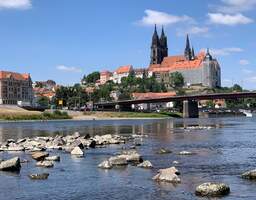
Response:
[191,46,195,60]
[205,48,213,61]
[184,34,192,60]
[150,25,168,64]
[161,26,165,38]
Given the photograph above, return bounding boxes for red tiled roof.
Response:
[100,70,112,75]
[132,92,176,100]
[115,65,133,74]
[149,52,206,73]
[0,71,30,80]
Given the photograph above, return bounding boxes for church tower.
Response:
[184,34,192,60]
[150,25,168,65]
[160,26,168,59]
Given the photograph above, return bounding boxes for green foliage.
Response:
[0,110,71,121]
[82,72,100,84]
[232,84,243,92]
[37,96,50,108]
[170,72,184,88]
[55,84,88,108]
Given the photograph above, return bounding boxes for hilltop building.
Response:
[99,26,221,89]
[148,28,221,88]
[0,71,33,105]
[112,65,133,84]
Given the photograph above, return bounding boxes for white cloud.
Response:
[216,0,256,13]
[56,65,82,73]
[246,76,256,83]
[239,59,250,65]
[211,47,244,56]
[242,69,253,74]
[208,13,253,25]
[177,26,209,36]
[137,9,193,26]
[0,0,31,9]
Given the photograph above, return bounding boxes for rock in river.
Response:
[98,160,112,169]
[0,157,21,172]
[29,173,49,180]
[45,156,60,162]
[195,182,230,197]
[71,147,84,157]
[153,167,181,183]
[156,148,172,154]
[108,156,128,166]
[36,161,54,168]
[178,151,195,155]
[137,160,153,169]
[241,169,256,180]
[31,152,49,161]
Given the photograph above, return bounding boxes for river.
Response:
[0,117,256,200]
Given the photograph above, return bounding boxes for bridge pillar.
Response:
[183,100,199,118]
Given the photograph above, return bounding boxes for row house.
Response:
[0,71,33,105]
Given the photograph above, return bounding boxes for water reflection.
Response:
[0,118,256,200]
[0,119,229,143]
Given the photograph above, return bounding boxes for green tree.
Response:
[37,96,50,108]
[82,71,100,84]
[170,72,184,88]
[232,84,243,92]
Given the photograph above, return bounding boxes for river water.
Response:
[0,117,256,200]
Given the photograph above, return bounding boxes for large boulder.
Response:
[98,160,112,169]
[119,150,143,164]
[0,157,21,171]
[29,173,49,180]
[31,152,49,161]
[36,161,54,168]
[108,156,128,166]
[241,169,256,179]
[137,160,153,169]
[71,147,84,157]
[153,167,181,183]
[195,182,230,197]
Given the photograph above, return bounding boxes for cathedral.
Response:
[148,26,221,88]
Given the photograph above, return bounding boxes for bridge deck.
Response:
[95,92,256,106]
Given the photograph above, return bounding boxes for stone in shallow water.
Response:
[45,156,60,162]
[7,146,25,151]
[137,160,153,169]
[31,152,49,161]
[153,167,181,183]
[195,182,230,197]
[29,173,49,180]
[98,160,112,169]
[71,147,84,157]
[156,148,172,154]
[36,161,54,168]
[241,169,256,180]
[108,156,128,166]
[0,157,21,172]
[178,151,195,155]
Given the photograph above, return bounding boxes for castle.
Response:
[100,26,221,88]
[149,26,221,88]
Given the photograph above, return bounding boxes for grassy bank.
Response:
[0,110,72,121]
[83,111,182,119]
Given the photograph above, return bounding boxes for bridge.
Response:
[94,92,256,118]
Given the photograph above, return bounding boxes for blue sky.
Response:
[0,0,255,89]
